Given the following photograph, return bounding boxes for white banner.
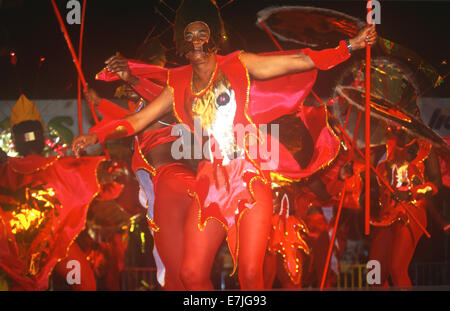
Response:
[418,97,450,138]
[0,99,95,139]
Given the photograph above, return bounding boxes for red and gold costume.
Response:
[295,150,365,213]
[266,189,310,287]
[167,50,343,274]
[265,149,365,288]
[96,41,352,288]
[369,136,439,287]
[0,155,121,290]
[372,138,437,227]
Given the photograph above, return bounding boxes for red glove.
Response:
[302,40,351,70]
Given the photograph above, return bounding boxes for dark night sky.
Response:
[0,0,449,101]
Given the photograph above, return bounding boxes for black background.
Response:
[0,0,449,100]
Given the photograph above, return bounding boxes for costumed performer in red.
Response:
[0,95,123,290]
[72,1,376,289]
[369,123,442,287]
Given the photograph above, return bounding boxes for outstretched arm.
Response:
[240,25,377,80]
[71,86,173,156]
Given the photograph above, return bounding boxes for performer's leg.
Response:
[180,201,227,290]
[389,207,427,287]
[368,227,393,287]
[54,242,97,291]
[237,180,273,290]
[153,166,195,290]
[313,229,337,288]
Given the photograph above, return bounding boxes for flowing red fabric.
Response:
[0,155,120,290]
[96,60,168,83]
[247,53,317,124]
[137,127,178,154]
[97,98,129,120]
[95,51,340,181]
[88,98,179,176]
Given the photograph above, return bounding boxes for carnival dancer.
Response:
[369,124,442,287]
[0,95,123,290]
[72,11,376,288]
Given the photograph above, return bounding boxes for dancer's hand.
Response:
[105,54,139,85]
[71,133,98,157]
[349,24,377,51]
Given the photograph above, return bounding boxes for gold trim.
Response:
[167,70,183,125]
[145,198,160,232]
[136,139,157,176]
[237,51,270,183]
[9,156,61,175]
[95,68,107,80]
[371,102,412,123]
[190,61,219,97]
[416,186,432,195]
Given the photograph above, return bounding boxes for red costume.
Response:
[96,41,352,289]
[264,188,310,288]
[0,155,121,290]
[265,149,364,288]
[369,137,438,287]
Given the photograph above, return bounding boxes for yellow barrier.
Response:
[337,264,368,289]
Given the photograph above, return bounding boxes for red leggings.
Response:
[369,203,427,287]
[180,178,273,290]
[152,163,195,290]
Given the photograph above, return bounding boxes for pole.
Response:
[50,0,99,124]
[320,189,346,290]
[365,0,372,236]
[310,91,431,238]
[77,0,87,134]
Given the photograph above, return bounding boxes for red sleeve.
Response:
[132,76,164,102]
[97,98,129,120]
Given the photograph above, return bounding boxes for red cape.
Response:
[97,52,339,181]
[0,155,121,290]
